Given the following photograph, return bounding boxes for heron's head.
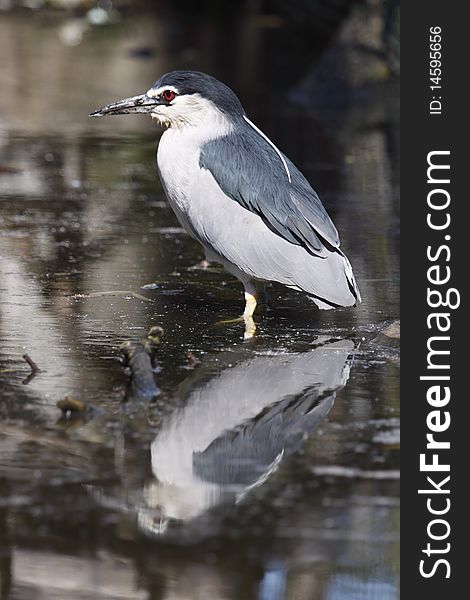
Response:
[90,70,245,128]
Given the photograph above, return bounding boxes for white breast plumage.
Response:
[157,117,234,237]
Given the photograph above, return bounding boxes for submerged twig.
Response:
[22,354,40,373]
[22,353,41,385]
[119,326,163,402]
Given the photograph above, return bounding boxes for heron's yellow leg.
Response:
[215,292,257,338]
[215,282,266,338]
[243,292,257,318]
[242,292,258,339]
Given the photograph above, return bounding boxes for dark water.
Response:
[1,8,399,600]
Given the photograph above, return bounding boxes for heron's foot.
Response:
[215,291,259,324]
[243,315,256,339]
[214,290,260,338]
[214,315,256,339]
[215,316,245,326]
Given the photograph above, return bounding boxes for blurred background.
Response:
[0,1,399,599]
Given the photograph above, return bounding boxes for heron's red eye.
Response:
[163,90,176,102]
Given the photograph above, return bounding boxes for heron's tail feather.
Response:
[339,249,361,303]
[288,248,361,309]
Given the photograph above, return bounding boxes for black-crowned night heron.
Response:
[91,71,361,333]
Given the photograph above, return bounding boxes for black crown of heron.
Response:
[91,71,361,330]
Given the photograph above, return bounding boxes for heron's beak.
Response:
[89,93,161,117]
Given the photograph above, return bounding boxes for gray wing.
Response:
[199,122,340,257]
[190,338,354,487]
[193,390,335,486]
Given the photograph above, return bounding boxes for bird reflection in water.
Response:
[89,337,354,536]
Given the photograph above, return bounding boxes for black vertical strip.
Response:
[402,2,465,596]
